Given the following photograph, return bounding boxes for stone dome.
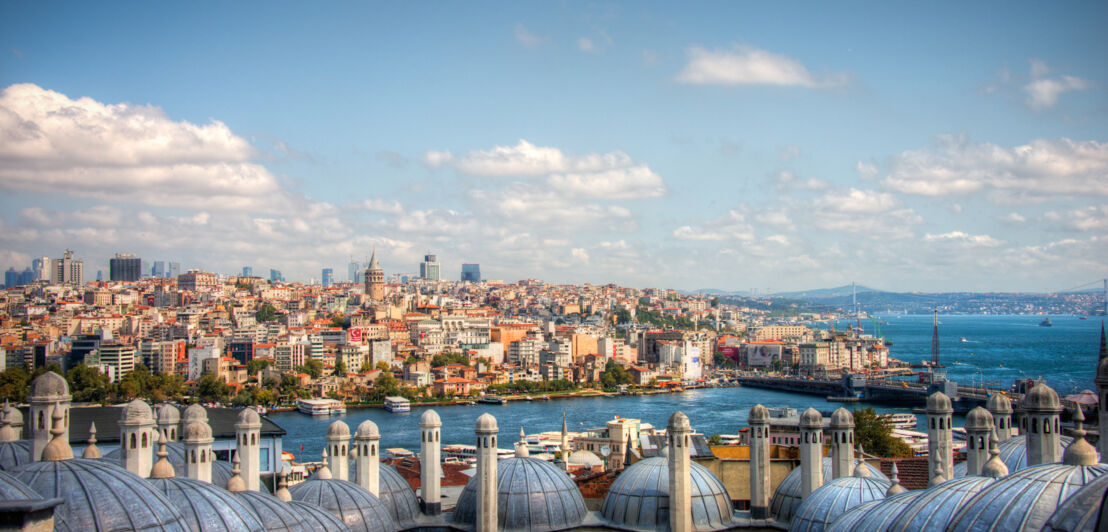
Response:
[288,500,353,532]
[354,420,379,439]
[800,408,823,429]
[455,456,589,532]
[147,476,265,532]
[568,449,603,468]
[885,475,996,531]
[289,477,397,532]
[964,407,993,430]
[0,440,32,471]
[600,456,732,531]
[789,471,890,532]
[157,404,180,425]
[1021,382,1062,412]
[121,399,155,424]
[829,408,854,429]
[183,404,209,423]
[668,411,691,431]
[419,409,441,427]
[825,490,922,532]
[749,404,770,424]
[771,458,889,524]
[347,461,420,527]
[948,462,1108,532]
[236,407,261,427]
[985,393,1013,414]
[103,442,233,487]
[476,412,498,433]
[183,420,214,441]
[326,420,350,439]
[14,457,188,532]
[233,489,315,532]
[953,435,1073,477]
[0,468,41,500]
[926,392,952,413]
[29,371,69,399]
[1042,469,1108,532]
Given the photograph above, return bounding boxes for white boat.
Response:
[297,398,345,416]
[384,396,410,413]
[883,413,918,430]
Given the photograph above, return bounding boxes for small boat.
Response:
[1079,316,1088,320]
[478,396,506,405]
[1039,317,1053,327]
[960,337,968,342]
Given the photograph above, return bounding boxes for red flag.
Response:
[300,445,303,451]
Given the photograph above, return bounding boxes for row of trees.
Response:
[484,379,576,395]
[0,364,186,405]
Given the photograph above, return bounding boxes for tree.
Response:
[246,359,270,375]
[334,358,347,375]
[375,361,391,372]
[708,434,723,446]
[255,304,278,323]
[197,373,232,403]
[600,360,632,389]
[330,315,346,329]
[296,359,324,379]
[431,352,469,367]
[66,364,111,403]
[0,367,29,402]
[853,408,913,457]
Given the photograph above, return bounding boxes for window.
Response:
[131,433,137,449]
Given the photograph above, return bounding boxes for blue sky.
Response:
[1,2,1105,292]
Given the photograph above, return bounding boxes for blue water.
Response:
[269,315,1105,460]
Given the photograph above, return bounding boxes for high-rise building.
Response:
[18,268,33,286]
[109,253,143,282]
[3,268,18,289]
[461,263,481,282]
[420,253,441,281]
[51,249,84,285]
[167,262,181,278]
[321,268,334,287]
[242,266,253,277]
[152,261,166,278]
[348,261,361,283]
[32,257,49,281]
[365,249,384,301]
[270,269,284,282]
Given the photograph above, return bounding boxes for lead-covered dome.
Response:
[354,420,379,439]
[326,420,350,438]
[826,490,922,532]
[749,404,770,424]
[157,404,180,425]
[1042,470,1108,532]
[121,399,154,424]
[964,407,993,431]
[600,456,732,531]
[0,440,31,471]
[236,407,261,428]
[419,409,441,427]
[29,371,69,399]
[148,476,264,532]
[789,469,890,532]
[800,408,823,428]
[926,391,952,413]
[948,462,1108,532]
[233,489,313,532]
[1021,383,1062,412]
[183,404,208,423]
[14,458,188,532]
[771,458,889,524]
[288,500,353,532]
[102,442,234,486]
[568,449,603,469]
[985,393,1012,414]
[347,461,420,527]
[455,456,588,532]
[829,408,854,429]
[289,477,397,532]
[885,475,995,531]
[0,469,40,500]
[953,435,1073,477]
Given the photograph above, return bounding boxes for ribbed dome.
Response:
[1042,470,1108,532]
[233,489,314,532]
[183,404,208,423]
[1021,383,1062,412]
[30,371,69,398]
[568,449,603,468]
[0,440,32,471]
[926,392,952,413]
[326,420,350,438]
[789,473,890,532]
[419,409,441,427]
[354,420,379,439]
[236,408,262,428]
[0,469,41,500]
[829,408,854,429]
[985,393,1012,414]
[103,442,234,487]
[121,399,155,424]
[289,477,397,532]
[953,436,1073,477]
[455,456,589,531]
[348,461,420,527]
[14,457,188,532]
[157,404,180,425]
[964,407,993,430]
[600,456,731,531]
[885,475,995,531]
[148,476,265,532]
[288,500,353,532]
[771,458,889,524]
[183,420,213,441]
[476,412,497,432]
[826,491,922,532]
[800,408,823,428]
[948,462,1108,532]
[749,404,770,424]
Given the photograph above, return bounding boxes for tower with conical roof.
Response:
[364,248,384,302]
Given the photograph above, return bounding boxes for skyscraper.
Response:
[32,257,49,281]
[167,262,181,278]
[461,263,481,282]
[151,261,166,278]
[420,253,441,281]
[242,266,253,277]
[51,249,83,285]
[270,269,284,282]
[4,268,17,288]
[321,268,334,287]
[348,260,361,283]
[109,253,143,282]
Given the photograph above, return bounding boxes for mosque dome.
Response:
[476,412,497,432]
[948,462,1108,532]
[884,475,995,531]
[0,469,41,500]
[14,458,188,531]
[455,456,589,532]
[157,404,180,425]
[600,456,731,531]
[29,371,69,399]
[419,409,441,427]
[289,477,397,532]
[926,392,952,413]
[288,500,353,532]
[952,435,1073,477]
[770,458,889,524]
[829,408,854,429]
[326,420,350,439]
[148,476,265,532]
[102,442,234,486]
[121,399,155,424]
[237,407,262,427]
[233,489,315,532]
[183,420,213,441]
[825,491,922,532]
[964,407,993,431]
[1042,469,1108,532]
[985,393,1013,414]
[1021,382,1062,412]
[799,408,823,428]
[788,469,890,532]
[749,404,770,424]
[347,461,420,527]
[0,440,32,471]
[183,404,209,423]
[354,420,379,439]
[567,449,603,469]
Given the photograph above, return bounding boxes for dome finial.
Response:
[82,422,101,459]
[1062,406,1098,466]
[40,402,72,461]
[854,455,871,478]
[316,449,333,480]
[929,460,946,487]
[150,432,175,479]
[227,451,247,492]
[982,430,1008,478]
[886,462,906,495]
[275,467,292,502]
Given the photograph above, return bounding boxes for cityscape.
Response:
[1,2,1107,532]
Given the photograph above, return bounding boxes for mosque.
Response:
[1,352,1108,530]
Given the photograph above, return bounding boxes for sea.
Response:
[269,314,1105,460]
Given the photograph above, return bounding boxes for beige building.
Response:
[575,417,643,470]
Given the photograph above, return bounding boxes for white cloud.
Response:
[363,198,404,214]
[856,161,878,180]
[1029,58,1051,78]
[571,248,590,263]
[672,210,755,241]
[548,166,666,199]
[1003,212,1027,224]
[676,46,845,88]
[577,38,595,53]
[423,149,455,169]
[514,23,542,48]
[0,83,288,211]
[819,188,900,214]
[1043,205,1108,232]
[923,231,1004,247]
[1024,76,1091,110]
[881,134,1108,201]
[775,170,828,190]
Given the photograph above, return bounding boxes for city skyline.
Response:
[1,3,1106,292]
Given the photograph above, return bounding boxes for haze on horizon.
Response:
[0,2,1105,293]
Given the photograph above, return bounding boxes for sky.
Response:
[0,2,1105,293]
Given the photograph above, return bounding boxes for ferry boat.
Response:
[1039,317,1053,327]
[442,444,515,464]
[478,396,506,405]
[297,398,344,416]
[384,396,411,413]
[883,413,917,430]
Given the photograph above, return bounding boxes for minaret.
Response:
[667,411,693,532]
[236,407,263,490]
[182,405,214,482]
[799,408,824,499]
[748,404,771,519]
[560,411,570,472]
[326,420,351,481]
[420,409,442,515]
[475,413,499,532]
[82,422,101,459]
[515,428,530,458]
[623,432,635,469]
[985,393,1014,442]
[1096,340,1108,458]
[1021,382,1062,466]
[355,420,381,496]
[926,392,953,485]
[119,399,155,478]
[29,371,70,462]
[156,404,180,442]
[829,408,855,479]
[964,406,994,476]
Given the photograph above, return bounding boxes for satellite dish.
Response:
[600,445,611,457]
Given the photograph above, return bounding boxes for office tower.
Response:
[167,262,181,278]
[96,270,103,282]
[270,269,283,282]
[18,268,33,286]
[152,261,166,278]
[3,268,17,288]
[419,253,440,281]
[51,249,84,285]
[32,257,49,281]
[109,253,143,282]
[242,266,253,277]
[348,261,361,283]
[321,268,334,287]
[461,263,481,282]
